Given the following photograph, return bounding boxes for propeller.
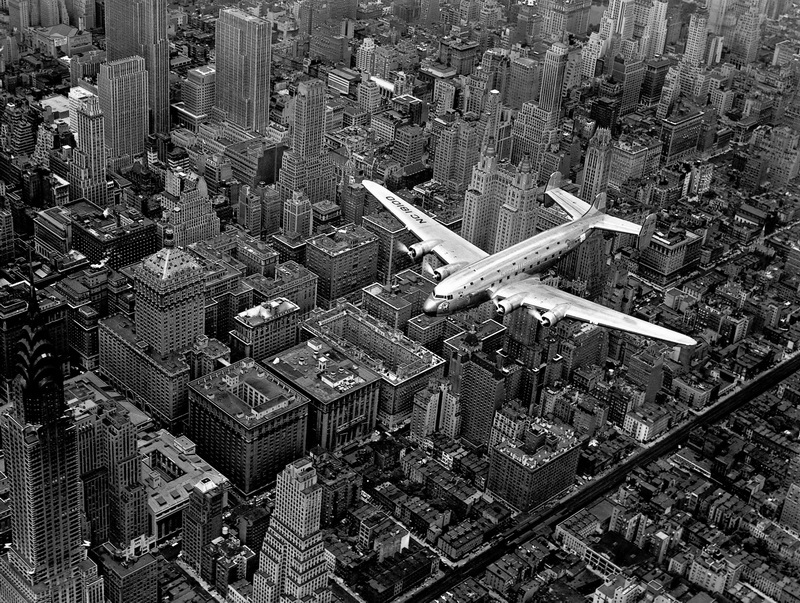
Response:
[421,260,437,279]
[396,240,410,257]
[528,307,544,323]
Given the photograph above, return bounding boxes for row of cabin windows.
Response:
[468,242,566,287]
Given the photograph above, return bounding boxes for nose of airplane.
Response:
[423,297,444,316]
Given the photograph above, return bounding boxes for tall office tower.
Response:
[356,37,376,72]
[183,65,216,118]
[105,0,170,133]
[134,246,205,357]
[0,204,13,265]
[465,68,490,115]
[507,57,539,110]
[640,0,668,60]
[752,126,800,188]
[99,57,148,170]
[215,9,271,133]
[183,477,228,573]
[493,153,540,252]
[603,0,635,39]
[292,78,325,159]
[684,10,708,67]
[706,0,729,34]
[0,291,105,602]
[357,77,382,115]
[612,55,645,115]
[580,128,613,203]
[730,4,761,67]
[70,96,107,206]
[539,42,569,115]
[284,190,313,237]
[253,459,331,603]
[157,171,220,247]
[510,100,560,166]
[781,483,800,532]
[94,399,148,551]
[13,0,67,28]
[463,140,540,254]
[581,33,605,79]
[433,115,482,194]
[277,79,336,204]
[1,103,36,157]
[542,0,591,37]
[65,0,94,28]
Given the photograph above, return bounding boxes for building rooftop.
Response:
[494,418,580,470]
[303,303,445,385]
[307,225,378,256]
[139,430,226,518]
[265,338,380,404]
[139,247,202,283]
[189,358,307,428]
[235,298,299,327]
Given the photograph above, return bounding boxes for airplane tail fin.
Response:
[587,192,607,215]
[638,213,657,250]
[546,171,563,192]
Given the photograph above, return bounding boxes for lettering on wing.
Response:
[385,196,426,224]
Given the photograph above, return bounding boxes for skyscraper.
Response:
[464,140,540,254]
[134,246,206,357]
[215,9,271,133]
[98,57,149,170]
[182,477,228,574]
[277,79,336,205]
[0,288,105,602]
[105,0,170,133]
[580,128,613,203]
[0,202,14,265]
[292,78,326,159]
[284,190,313,237]
[539,42,568,115]
[730,3,761,67]
[69,95,107,206]
[684,10,708,67]
[183,65,216,118]
[639,0,668,60]
[253,458,331,603]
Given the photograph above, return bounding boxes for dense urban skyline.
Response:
[0,0,799,602]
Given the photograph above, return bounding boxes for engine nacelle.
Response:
[407,239,442,261]
[494,293,527,316]
[539,304,569,328]
[433,262,468,282]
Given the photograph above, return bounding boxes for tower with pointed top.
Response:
[493,153,539,253]
[463,139,541,254]
[134,246,206,357]
[0,286,105,602]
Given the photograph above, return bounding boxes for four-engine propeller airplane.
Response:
[362,177,696,347]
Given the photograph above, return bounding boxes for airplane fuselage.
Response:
[423,214,604,316]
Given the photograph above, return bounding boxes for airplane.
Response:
[362,177,697,347]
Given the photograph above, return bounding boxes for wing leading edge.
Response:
[493,279,697,347]
[362,180,488,265]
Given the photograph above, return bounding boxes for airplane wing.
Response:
[362,180,488,265]
[493,279,697,346]
[546,188,592,221]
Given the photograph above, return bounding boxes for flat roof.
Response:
[265,338,380,404]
